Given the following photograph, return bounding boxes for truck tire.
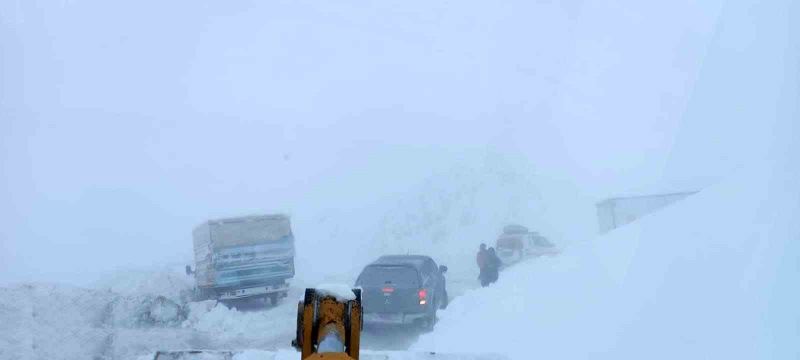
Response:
[269,293,280,306]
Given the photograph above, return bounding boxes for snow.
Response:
[315,284,357,301]
[184,294,300,348]
[156,350,505,360]
[1,0,796,358]
[233,349,276,360]
[291,153,592,299]
[412,152,800,359]
[2,151,796,360]
[93,264,194,303]
[0,284,115,360]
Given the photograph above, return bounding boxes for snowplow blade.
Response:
[153,350,235,360]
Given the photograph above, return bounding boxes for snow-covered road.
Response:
[0,268,487,360]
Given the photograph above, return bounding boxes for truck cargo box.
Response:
[191,214,295,299]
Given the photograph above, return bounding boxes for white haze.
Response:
[0,0,795,288]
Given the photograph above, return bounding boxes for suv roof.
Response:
[369,255,433,271]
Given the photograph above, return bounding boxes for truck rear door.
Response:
[356,265,422,314]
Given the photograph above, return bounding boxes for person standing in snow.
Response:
[486,247,501,285]
[477,243,490,287]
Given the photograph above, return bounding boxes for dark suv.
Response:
[355,255,448,330]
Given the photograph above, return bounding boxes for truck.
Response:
[596,191,698,233]
[188,214,295,305]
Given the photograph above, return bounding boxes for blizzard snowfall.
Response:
[2,0,798,359]
[414,152,800,359]
[2,147,797,360]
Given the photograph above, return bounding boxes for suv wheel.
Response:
[422,301,437,331]
[268,293,280,306]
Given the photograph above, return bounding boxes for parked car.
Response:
[355,255,448,330]
[496,225,559,266]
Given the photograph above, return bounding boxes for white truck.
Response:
[596,191,698,233]
[188,214,295,305]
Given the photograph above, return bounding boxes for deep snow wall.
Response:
[413,0,800,356]
[414,142,800,359]
[0,284,114,360]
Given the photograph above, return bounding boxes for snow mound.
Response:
[413,155,800,359]
[108,295,187,327]
[315,284,357,301]
[0,267,198,360]
[185,296,299,346]
[152,349,506,360]
[189,304,265,339]
[94,264,194,303]
[233,349,277,360]
[0,284,114,360]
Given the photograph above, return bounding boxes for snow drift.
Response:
[413,150,800,359]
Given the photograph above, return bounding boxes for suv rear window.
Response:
[357,266,420,287]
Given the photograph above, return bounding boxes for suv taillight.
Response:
[418,289,427,305]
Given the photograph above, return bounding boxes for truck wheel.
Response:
[269,293,280,306]
[194,287,213,302]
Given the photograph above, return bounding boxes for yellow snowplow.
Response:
[293,287,362,360]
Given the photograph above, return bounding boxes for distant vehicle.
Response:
[355,255,448,330]
[495,225,558,266]
[596,191,698,233]
[529,232,559,257]
[187,214,295,305]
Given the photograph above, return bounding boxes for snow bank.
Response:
[183,289,303,350]
[0,268,197,360]
[413,153,800,358]
[0,284,114,360]
[233,349,277,360]
[315,283,357,301]
[93,264,194,303]
[152,349,505,360]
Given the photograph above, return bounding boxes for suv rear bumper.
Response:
[363,312,428,325]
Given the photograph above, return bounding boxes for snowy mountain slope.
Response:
[291,152,592,294]
[0,0,718,287]
[412,0,800,356]
[370,153,591,291]
[412,151,800,359]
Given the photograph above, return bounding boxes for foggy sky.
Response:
[1,0,792,285]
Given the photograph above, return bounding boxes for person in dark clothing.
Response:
[477,243,489,287]
[485,247,501,285]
